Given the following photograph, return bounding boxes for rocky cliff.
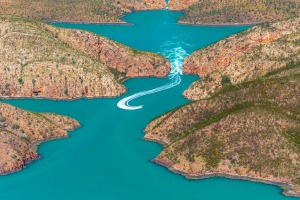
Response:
[44,25,170,79]
[168,0,198,11]
[0,0,167,23]
[144,17,300,197]
[167,0,300,25]
[0,15,170,100]
[145,63,300,197]
[183,18,300,100]
[0,102,80,175]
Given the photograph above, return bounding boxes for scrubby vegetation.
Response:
[0,102,80,174]
[0,0,166,23]
[0,15,169,99]
[178,0,300,24]
[183,17,300,100]
[145,17,300,196]
[145,62,300,196]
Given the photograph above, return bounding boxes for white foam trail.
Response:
[117,45,188,110]
[117,74,181,110]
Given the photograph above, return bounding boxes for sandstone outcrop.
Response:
[183,18,300,100]
[0,102,80,175]
[44,25,170,79]
[168,0,198,10]
[145,65,300,197]
[167,0,300,25]
[0,15,170,100]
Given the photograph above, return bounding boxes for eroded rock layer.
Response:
[44,25,170,78]
[183,18,300,100]
[145,66,300,197]
[0,15,170,99]
[168,0,300,25]
[168,0,198,10]
[0,0,167,23]
[0,102,80,175]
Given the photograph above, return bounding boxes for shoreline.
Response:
[152,158,300,198]
[141,136,168,147]
[178,21,262,27]
[0,125,81,176]
[0,74,172,101]
[44,19,133,26]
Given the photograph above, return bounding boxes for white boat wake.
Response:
[117,43,188,110]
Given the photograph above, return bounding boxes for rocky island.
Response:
[0,102,80,175]
[145,18,300,197]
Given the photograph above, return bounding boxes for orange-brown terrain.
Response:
[145,67,300,197]
[183,18,300,100]
[0,0,167,23]
[0,15,170,100]
[167,0,300,25]
[0,102,80,175]
[144,18,300,197]
[168,0,198,10]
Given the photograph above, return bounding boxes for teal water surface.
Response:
[0,10,296,200]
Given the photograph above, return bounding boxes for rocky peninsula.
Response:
[183,17,300,100]
[0,15,170,100]
[167,0,300,25]
[145,18,300,197]
[0,102,80,175]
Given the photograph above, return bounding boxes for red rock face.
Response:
[183,32,280,77]
[122,0,167,11]
[182,18,300,100]
[0,16,170,100]
[0,0,167,24]
[0,103,80,175]
[45,25,171,79]
[168,0,199,10]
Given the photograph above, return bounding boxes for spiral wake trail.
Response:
[117,41,188,110]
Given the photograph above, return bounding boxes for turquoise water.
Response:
[0,10,296,200]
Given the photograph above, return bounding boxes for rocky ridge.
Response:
[44,25,170,79]
[144,18,300,197]
[0,15,170,100]
[0,0,167,23]
[183,18,300,100]
[167,0,300,25]
[145,64,300,197]
[2,0,300,25]
[168,0,198,11]
[0,102,80,175]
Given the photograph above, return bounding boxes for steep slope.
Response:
[144,17,300,197]
[44,25,170,79]
[0,102,80,175]
[145,66,300,197]
[183,18,300,100]
[0,0,167,23]
[168,0,198,10]
[0,15,170,99]
[168,0,300,25]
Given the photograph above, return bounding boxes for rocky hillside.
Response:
[44,25,170,79]
[0,0,167,23]
[168,0,198,10]
[0,102,80,175]
[0,15,170,99]
[183,18,300,100]
[145,62,300,197]
[167,0,300,25]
